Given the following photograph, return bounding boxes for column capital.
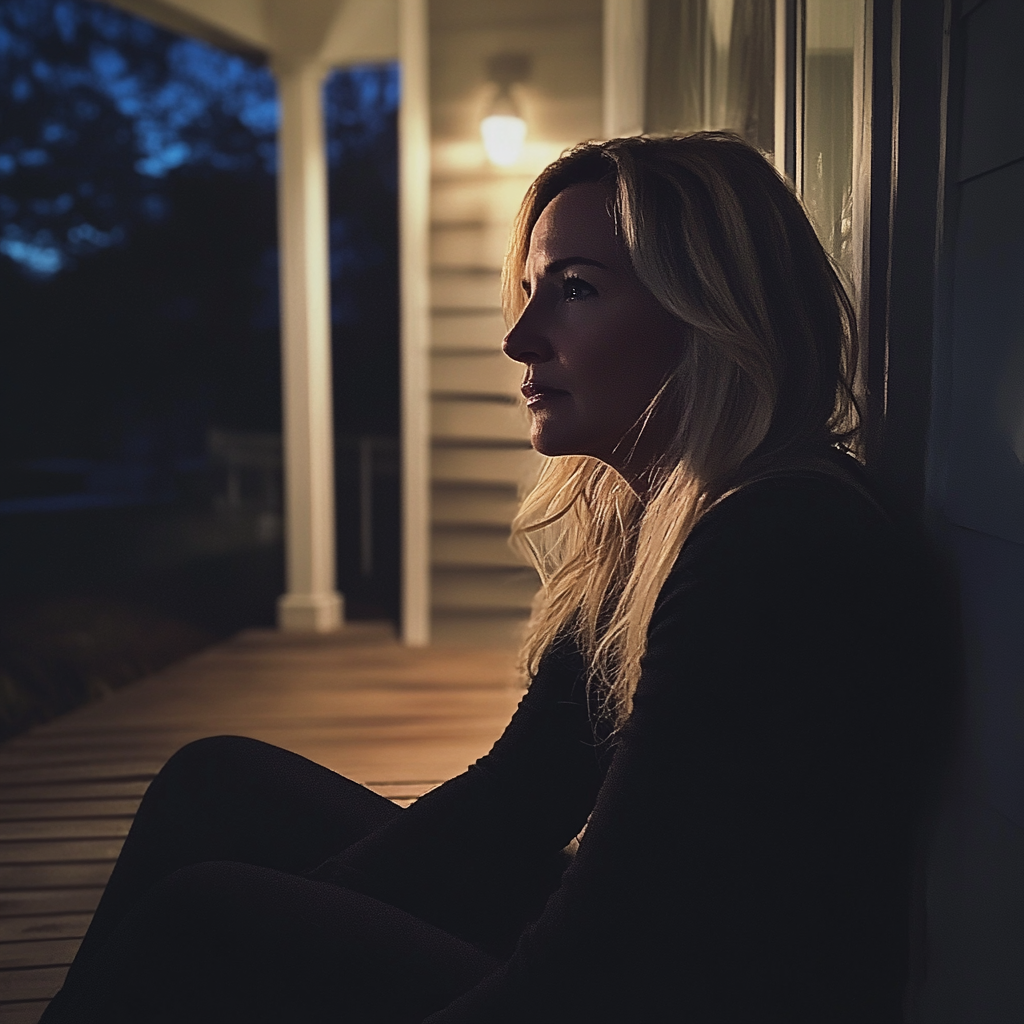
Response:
[269,53,331,82]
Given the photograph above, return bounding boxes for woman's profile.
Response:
[41,132,953,1023]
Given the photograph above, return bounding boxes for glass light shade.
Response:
[481,114,526,166]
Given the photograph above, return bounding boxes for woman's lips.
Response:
[521,381,569,406]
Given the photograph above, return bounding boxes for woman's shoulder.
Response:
[679,454,896,573]
[647,453,954,673]
[649,452,953,646]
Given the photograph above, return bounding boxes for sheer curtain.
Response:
[645,0,775,160]
[802,0,859,279]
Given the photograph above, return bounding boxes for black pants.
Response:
[40,736,500,1024]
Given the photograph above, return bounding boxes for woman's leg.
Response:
[74,735,402,965]
[41,861,499,1024]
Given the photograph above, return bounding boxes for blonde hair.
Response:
[506,133,860,725]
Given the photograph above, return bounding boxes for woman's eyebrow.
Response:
[542,256,608,275]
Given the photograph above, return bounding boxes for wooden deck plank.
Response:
[11,698,521,731]
[0,802,140,824]
[0,764,159,786]
[0,628,520,1020]
[0,891,102,918]
[0,862,115,890]
[0,917,93,943]
[0,940,80,970]
[0,782,151,803]
[3,688,518,726]
[0,966,67,1002]
[0,1000,48,1024]
[0,720,514,757]
[0,839,124,864]
[0,820,133,841]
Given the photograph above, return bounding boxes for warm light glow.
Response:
[481,114,526,166]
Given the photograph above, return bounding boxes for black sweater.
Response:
[316,470,954,1023]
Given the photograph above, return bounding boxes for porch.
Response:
[0,627,523,1023]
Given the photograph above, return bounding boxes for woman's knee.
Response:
[162,734,270,775]
[155,734,281,794]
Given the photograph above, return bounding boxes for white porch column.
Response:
[274,57,343,632]
[398,0,431,645]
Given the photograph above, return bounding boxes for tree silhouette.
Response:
[0,0,399,473]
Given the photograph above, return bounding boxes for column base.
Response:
[277,592,344,632]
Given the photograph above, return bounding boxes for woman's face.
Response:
[503,182,684,487]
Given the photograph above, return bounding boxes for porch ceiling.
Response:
[101,0,398,67]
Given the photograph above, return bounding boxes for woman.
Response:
[42,133,952,1023]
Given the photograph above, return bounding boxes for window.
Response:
[641,0,867,296]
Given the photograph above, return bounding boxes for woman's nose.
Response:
[502,307,553,365]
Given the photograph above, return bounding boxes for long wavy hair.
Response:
[506,133,861,724]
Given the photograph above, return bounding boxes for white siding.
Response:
[427,0,602,644]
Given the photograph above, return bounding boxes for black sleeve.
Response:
[308,633,610,950]
[425,477,938,1023]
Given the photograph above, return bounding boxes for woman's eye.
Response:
[562,276,596,301]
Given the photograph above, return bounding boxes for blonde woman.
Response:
[43,133,953,1024]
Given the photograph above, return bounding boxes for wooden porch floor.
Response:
[0,624,523,1023]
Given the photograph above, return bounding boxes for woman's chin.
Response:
[529,414,613,461]
[530,429,577,459]
[530,435,598,461]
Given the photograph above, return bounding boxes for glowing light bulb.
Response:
[481,113,526,167]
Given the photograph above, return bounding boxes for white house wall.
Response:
[427,0,603,645]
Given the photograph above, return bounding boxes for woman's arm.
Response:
[308,633,610,951]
